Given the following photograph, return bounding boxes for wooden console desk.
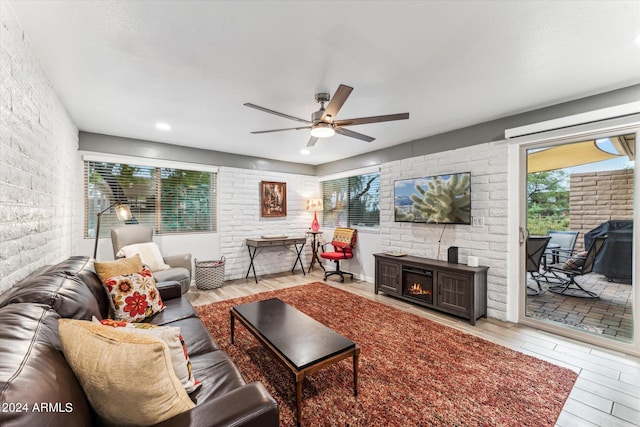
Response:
[246,237,306,283]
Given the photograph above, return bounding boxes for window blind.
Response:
[321,171,380,229]
[85,160,217,237]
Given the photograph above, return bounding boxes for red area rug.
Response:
[195,283,576,426]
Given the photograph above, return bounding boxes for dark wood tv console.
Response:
[374,253,488,325]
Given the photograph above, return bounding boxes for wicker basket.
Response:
[194,256,225,290]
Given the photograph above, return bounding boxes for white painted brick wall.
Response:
[0,2,79,293]
[380,141,510,320]
[219,167,319,280]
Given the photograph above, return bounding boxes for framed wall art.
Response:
[261,181,287,217]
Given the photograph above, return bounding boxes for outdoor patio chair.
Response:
[544,230,579,266]
[526,236,551,295]
[545,236,607,298]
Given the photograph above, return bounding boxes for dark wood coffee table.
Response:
[230,297,359,426]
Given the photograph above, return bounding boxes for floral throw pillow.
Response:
[102,266,165,322]
[94,318,201,393]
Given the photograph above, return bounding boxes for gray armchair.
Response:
[110,224,192,294]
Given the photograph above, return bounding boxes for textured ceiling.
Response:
[9,0,640,165]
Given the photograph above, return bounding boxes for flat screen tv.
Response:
[394,172,471,224]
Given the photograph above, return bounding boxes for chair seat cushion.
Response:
[154,267,190,284]
[320,251,353,261]
[561,252,587,270]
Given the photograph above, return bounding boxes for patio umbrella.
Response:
[527,140,623,173]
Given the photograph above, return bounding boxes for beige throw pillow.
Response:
[58,319,195,427]
[93,317,200,393]
[94,254,144,282]
[117,242,170,272]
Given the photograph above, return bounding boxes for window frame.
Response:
[319,168,380,231]
[83,153,218,238]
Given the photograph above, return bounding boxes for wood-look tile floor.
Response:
[186,270,640,427]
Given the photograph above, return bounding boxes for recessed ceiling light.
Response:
[155,122,171,131]
[300,149,310,155]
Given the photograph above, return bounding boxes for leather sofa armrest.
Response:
[156,281,182,301]
[152,382,278,427]
[164,253,193,276]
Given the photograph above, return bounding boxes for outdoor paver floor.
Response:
[526,272,633,339]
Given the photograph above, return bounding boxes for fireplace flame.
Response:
[409,283,432,296]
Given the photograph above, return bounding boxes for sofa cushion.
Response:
[102,266,165,322]
[154,266,191,284]
[188,351,247,404]
[45,256,111,319]
[146,296,199,325]
[0,272,103,321]
[94,254,144,282]
[0,256,110,320]
[163,316,220,357]
[58,319,195,426]
[0,304,93,427]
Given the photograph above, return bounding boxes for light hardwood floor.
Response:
[186,270,640,427]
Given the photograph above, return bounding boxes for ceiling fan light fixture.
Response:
[310,123,335,138]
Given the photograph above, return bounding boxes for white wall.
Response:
[0,2,79,293]
[220,167,319,280]
[379,141,510,320]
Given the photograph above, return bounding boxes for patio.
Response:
[526,273,633,340]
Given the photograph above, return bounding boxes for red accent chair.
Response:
[320,228,357,282]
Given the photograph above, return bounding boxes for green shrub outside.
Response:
[527,214,570,236]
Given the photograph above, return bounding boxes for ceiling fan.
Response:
[244,84,410,147]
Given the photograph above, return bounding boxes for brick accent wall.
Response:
[569,169,634,251]
[0,3,79,293]
[380,141,510,320]
[219,167,318,280]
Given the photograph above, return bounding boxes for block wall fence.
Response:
[570,169,634,251]
[0,2,79,293]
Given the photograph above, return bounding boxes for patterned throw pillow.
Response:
[102,266,165,322]
[94,318,201,393]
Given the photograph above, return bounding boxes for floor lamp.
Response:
[93,202,132,259]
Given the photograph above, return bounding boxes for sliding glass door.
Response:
[520,128,637,352]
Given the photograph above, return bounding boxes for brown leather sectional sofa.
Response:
[0,256,279,427]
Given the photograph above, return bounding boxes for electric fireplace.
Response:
[402,266,433,304]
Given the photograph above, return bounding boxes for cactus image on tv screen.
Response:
[394,172,471,224]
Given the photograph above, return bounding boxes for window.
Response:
[85,160,217,237]
[321,171,380,229]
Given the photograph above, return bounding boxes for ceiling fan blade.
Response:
[335,127,375,142]
[321,84,353,122]
[244,103,311,124]
[250,126,311,134]
[306,136,319,147]
[333,112,409,127]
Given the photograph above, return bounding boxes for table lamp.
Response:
[305,198,323,232]
[93,202,132,258]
